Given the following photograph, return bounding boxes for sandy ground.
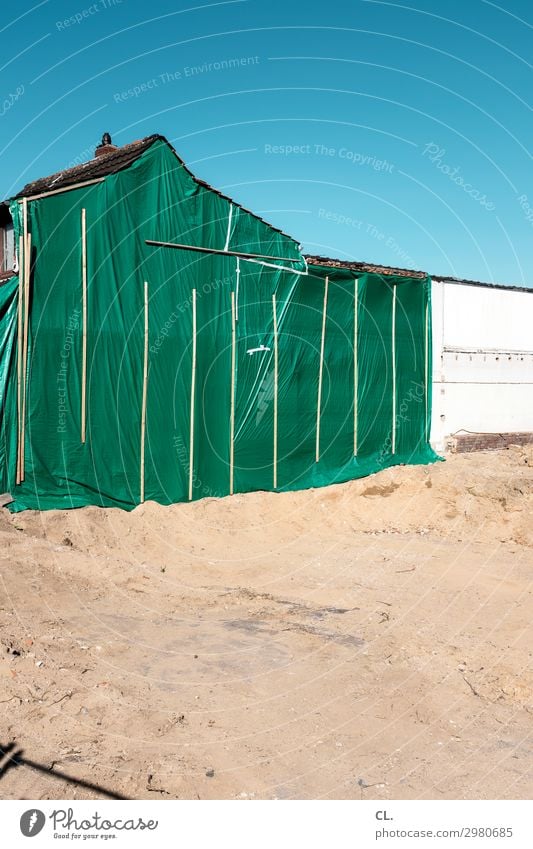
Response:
[0,447,532,801]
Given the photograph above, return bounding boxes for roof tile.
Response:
[304,254,427,278]
[15,135,162,199]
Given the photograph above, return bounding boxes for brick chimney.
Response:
[95,132,117,158]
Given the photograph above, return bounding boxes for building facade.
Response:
[430,277,533,452]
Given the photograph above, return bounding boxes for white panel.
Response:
[430,279,533,450]
[434,382,533,439]
[441,283,533,352]
[442,350,533,384]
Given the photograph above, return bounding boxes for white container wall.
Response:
[430,279,533,451]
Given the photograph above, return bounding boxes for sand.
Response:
[0,447,532,800]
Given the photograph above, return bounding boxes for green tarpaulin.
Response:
[1,137,437,511]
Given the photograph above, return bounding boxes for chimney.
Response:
[95,132,117,158]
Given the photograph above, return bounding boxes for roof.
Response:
[8,139,533,291]
[431,273,533,294]
[305,255,533,292]
[305,254,427,279]
[12,134,298,244]
[14,135,160,199]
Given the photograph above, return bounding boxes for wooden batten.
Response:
[20,227,31,481]
[188,289,197,502]
[391,284,397,455]
[17,177,105,204]
[81,208,87,443]
[353,277,359,456]
[140,281,149,503]
[230,291,236,495]
[316,275,329,463]
[16,235,23,485]
[272,293,279,489]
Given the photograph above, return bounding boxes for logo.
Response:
[20,809,46,837]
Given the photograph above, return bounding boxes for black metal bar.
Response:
[145,239,303,263]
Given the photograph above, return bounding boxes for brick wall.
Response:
[450,432,533,453]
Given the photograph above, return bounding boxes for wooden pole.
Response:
[145,239,303,264]
[17,177,105,203]
[272,293,278,489]
[18,199,28,482]
[16,235,23,485]
[22,198,28,249]
[229,290,236,495]
[316,275,328,463]
[140,281,149,503]
[353,277,359,456]
[424,297,429,442]
[81,208,87,443]
[188,289,197,502]
[20,230,31,481]
[391,284,397,455]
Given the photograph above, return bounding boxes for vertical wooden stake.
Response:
[140,281,148,503]
[424,297,429,442]
[353,277,359,456]
[229,290,236,495]
[391,284,397,455]
[16,235,23,485]
[20,230,31,481]
[188,288,197,502]
[272,293,278,489]
[81,208,87,443]
[316,275,328,463]
[19,198,28,482]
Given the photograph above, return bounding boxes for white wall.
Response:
[430,279,533,451]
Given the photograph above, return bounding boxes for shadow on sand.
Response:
[0,741,128,800]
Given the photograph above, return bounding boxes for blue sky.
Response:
[2,0,533,285]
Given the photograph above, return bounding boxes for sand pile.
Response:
[0,448,531,801]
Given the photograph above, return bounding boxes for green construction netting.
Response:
[1,138,437,511]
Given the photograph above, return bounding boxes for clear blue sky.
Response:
[2,0,533,285]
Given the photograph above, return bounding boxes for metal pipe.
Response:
[145,239,302,264]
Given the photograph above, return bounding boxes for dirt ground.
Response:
[0,447,532,800]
